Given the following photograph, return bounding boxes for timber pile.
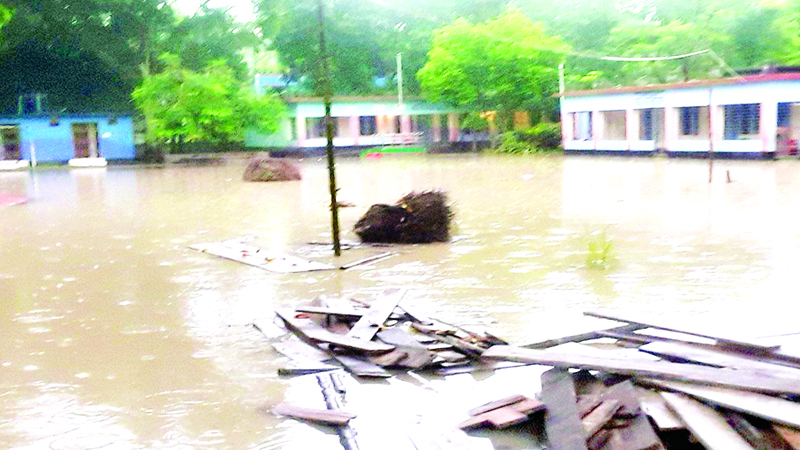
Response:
[263,303,800,449]
[473,311,800,450]
[267,288,506,378]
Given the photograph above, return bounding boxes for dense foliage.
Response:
[132,55,284,146]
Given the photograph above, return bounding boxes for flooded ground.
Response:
[2,154,800,449]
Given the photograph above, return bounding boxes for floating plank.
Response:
[332,353,391,378]
[277,365,339,376]
[459,397,545,430]
[584,311,778,352]
[540,369,588,450]
[294,306,366,320]
[376,328,434,369]
[276,309,395,354]
[272,403,356,426]
[639,341,800,376]
[481,345,800,396]
[644,380,800,429]
[347,288,407,341]
[190,242,335,273]
[661,392,754,450]
[273,339,333,364]
[521,324,645,349]
[722,411,788,450]
[774,425,800,450]
[582,400,621,438]
[340,251,396,270]
[467,394,527,417]
[432,361,527,376]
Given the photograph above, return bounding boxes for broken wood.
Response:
[458,397,545,430]
[584,311,779,352]
[467,394,528,416]
[276,309,395,354]
[582,400,621,438]
[661,392,755,450]
[347,288,407,341]
[638,341,800,376]
[521,324,645,349]
[317,374,361,450]
[540,368,588,450]
[481,345,800,395]
[272,403,356,426]
[636,388,684,431]
[277,365,339,376]
[376,327,435,369]
[332,353,391,378]
[643,380,800,429]
[602,381,665,450]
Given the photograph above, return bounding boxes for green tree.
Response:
[417,9,568,128]
[132,54,285,147]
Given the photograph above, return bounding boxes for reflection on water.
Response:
[2,155,800,448]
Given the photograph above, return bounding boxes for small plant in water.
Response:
[586,231,614,269]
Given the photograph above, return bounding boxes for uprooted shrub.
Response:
[243,156,302,182]
[354,191,453,244]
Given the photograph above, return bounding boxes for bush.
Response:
[488,122,562,154]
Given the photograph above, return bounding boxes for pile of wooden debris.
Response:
[261,292,800,450]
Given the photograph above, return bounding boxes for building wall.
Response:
[0,115,135,162]
[560,79,800,156]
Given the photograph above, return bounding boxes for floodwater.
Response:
[2,154,800,449]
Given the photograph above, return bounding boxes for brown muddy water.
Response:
[2,154,800,449]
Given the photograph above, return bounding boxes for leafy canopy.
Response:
[417,9,567,117]
[132,54,285,145]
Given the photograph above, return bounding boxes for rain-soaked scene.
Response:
[4,0,800,449]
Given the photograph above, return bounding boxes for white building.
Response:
[558,73,800,159]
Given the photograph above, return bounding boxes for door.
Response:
[0,125,20,160]
[72,123,99,158]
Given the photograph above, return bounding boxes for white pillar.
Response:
[761,101,778,154]
[561,112,574,148]
[432,115,442,142]
[349,116,360,146]
[296,116,306,146]
[626,109,639,150]
[447,113,459,142]
[663,107,678,152]
[592,110,603,150]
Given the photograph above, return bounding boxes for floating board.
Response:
[190,241,334,273]
[0,192,28,206]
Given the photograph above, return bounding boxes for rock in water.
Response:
[243,157,302,182]
[354,191,452,244]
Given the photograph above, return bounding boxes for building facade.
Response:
[245,96,465,154]
[0,114,135,169]
[559,73,800,159]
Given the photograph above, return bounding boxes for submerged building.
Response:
[244,96,467,155]
[558,72,800,159]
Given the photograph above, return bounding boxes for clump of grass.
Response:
[586,231,615,269]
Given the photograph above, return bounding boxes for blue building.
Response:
[0,113,135,169]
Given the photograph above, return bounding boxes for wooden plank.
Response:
[644,380,800,428]
[467,394,528,416]
[520,324,645,349]
[458,408,528,430]
[661,392,755,450]
[602,381,665,450]
[189,242,334,273]
[272,403,356,426]
[332,353,391,378]
[582,400,621,438]
[347,288,407,341]
[294,306,365,320]
[722,411,788,450]
[540,368,588,450]
[340,251,396,270]
[577,395,603,418]
[638,341,800,376]
[276,309,395,354]
[774,424,800,450]
[277,365,339,376]
[481,345,800,396]
[584,311,779,352]
[636,388,684,431]
[272,339,333,364]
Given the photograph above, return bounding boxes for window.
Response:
[640,109,653,140]
[359,116,376,135]
[724,104,760,139]
[778,103,791,128]
[0,125,20,160]
[307,118,338,139]
[574,112,592,140]
[680,107,700,136]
